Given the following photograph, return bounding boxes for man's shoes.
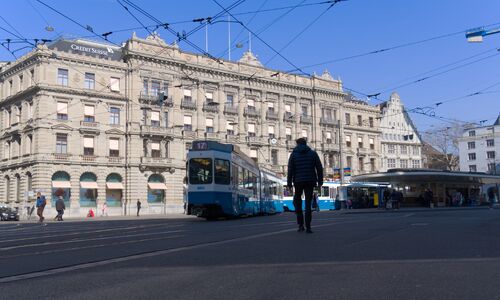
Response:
[297,225,305,232]
[306,228,313,234]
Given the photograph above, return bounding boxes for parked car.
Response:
[0,207,20,221]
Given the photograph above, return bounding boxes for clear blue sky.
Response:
[1,0,499,132]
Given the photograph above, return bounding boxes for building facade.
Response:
[1,33,367,216]
[458,115,500,174]
[378,92,423,172]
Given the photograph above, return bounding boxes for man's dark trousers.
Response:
[293,182,315,229]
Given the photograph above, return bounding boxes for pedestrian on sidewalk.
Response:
[101,202,108,217]
[35,192,47,223]
[137,200,142,216]
[55,196,65,221]
[287,138,323,234]
[488,188,496,209]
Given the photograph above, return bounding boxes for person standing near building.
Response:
[55,196,66,221]
[137,200,142,216]
[35,192,46,223]
[101,202,108,217]
[287,138,323,233]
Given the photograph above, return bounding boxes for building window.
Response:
[285,104,291,113]
[19,75,23,90]
[487,151,495,159]
[151,80,160,96]
[357,115,362,126]
[388,144,395,154]
[57,69,68,86]
[268,125,275,139]
[57,102,68,120]
[401,145,407,154]
[28,102,33,119]
[346,156,352,168]
[84,105,95,122]
[346,135,351,148]
[164,112,169,127]
[467,142,475,150]
[109,138,119,157]
[30,69,35,85]
[248,123,256,137]
[325,132,332,144]
[109,107,120,125]
[412,145,420,155]
[56,133,67,154]
[345,113,350,125]
[4,142,10,159]
[151,141,161,158]
[226,94,234,106]
[388,158,396,169]
[227,121,235,135]
[468,130,476,137]
[184,89,192,102]
[84,73,95,89]
[151,111,160,127]
[400,159,408,168]
[206,118,214,133]
[469,165,477,172]
[268,102,275,113]
[412,159,420,168]
[286,127,292,141]
[142,79,149,95]
[358,136,363,148]
[369,138,375,150]
[359,157,364,171]
[110,77,120,92]
[83,136,94,156]
[183,115,192,131]
[468,153,476,161]
[487,139,494,147]
[301,105,308,117]
[271,149,278,165]
[487,163,496,173]
[370,158,376,171]
[27,135,33,155]
[301,129,308,138]
[369,117,374,128]
[13,106,20,124]
[205,92,214,104]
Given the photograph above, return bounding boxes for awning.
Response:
[52,181,71,188]
[80,182,99,189]
[148,183,168,190]
[106,182,124,189]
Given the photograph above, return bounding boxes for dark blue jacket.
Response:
[287,144,323,186]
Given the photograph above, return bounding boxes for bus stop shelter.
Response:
[352,169,500,207]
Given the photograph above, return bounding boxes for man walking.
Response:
[137,200,142,217]
[35,192,46,223]
[55,196,65,221]
[287,138,323,233]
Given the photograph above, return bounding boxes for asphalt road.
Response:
[1,208,500,300]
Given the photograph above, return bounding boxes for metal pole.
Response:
[205,22,208,53]
[339,119,344,185]
[228,15,231,60]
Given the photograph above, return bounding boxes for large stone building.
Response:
[0,33,383,216]
[458,115,500,174]
[377,92,423,172]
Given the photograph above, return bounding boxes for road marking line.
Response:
[0,217,387,283]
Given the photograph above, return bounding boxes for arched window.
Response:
[147,174,167,203]
[106,173,123,207]
[80,172,98,207]
[15,174,21,202]
[52,171,71,206]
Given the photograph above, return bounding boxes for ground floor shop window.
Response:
[80,172,98,207]
[106,173,123,207]
[51,171,71,206]
[147,174,167,203]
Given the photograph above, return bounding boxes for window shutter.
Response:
[247,99,255,107]
[286,127,292,135]
[151,111,160,121]
[268,102,274,108]
[183,115,192,125]
[326,132,332,139]
[285,104,291,112]
[109,139,119,150]
[205,92,213,100]
[84,105,95,116]
[301,129,307,137]
[227,121,234,130]
[206,118,214,127]
[184,89,192,97]
[248,123,255,133]
[268,125,274,134]
[151,142,160,150]
[57,102,68,114]
[84,137,94,148]
[250,149,257,158]
[110,77,120,91]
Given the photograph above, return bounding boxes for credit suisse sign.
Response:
[48,39,122,61]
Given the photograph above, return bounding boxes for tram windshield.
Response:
[214,159,230,185]
[189,158,213,184]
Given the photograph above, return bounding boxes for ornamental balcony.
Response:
[320,117,337,126]
[266,110,279,120]
[180,99,197,110]
[300,115,313,124]
[244,107,260,118]
[202,102,220,112]
[224,104,238,115]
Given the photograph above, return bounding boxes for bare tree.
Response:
[422,123,464,171]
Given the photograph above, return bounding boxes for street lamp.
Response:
[466,27,500,43]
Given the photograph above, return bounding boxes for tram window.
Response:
[321,186,329,197]
[238,166,244,189]
[214,159,230,185]
[189,158,213,184]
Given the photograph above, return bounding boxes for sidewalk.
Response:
[2,213,195,225]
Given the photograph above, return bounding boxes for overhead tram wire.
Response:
[212,0,309,77]
[216,0,308,60]
[264,0,345,66]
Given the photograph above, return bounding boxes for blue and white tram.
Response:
[282,181,340,211]
[187,140,284,218]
